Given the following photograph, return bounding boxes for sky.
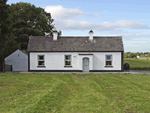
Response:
[7,0,150,53]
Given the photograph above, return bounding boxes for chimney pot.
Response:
[53,30,58,40]
[89,30,94,40]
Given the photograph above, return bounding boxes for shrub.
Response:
[130,66,150,70]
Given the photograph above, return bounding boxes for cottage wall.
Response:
[29,52,122,71]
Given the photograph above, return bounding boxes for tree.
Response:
[0,0,20,72]
[127,53,132,58]
[45,30,62,37]
[137,52,140,56]
[132,54,136,58]
[9,2,61,50]
[0,0,11,72]
[58,30,62,36]
[124,53,128,58]
[147,53,150,57]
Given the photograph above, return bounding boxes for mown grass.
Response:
[124,58,150,70]
[124,58,150,67]
[0,72,150,113]
[125,57,150,60]
[138,57,150,60]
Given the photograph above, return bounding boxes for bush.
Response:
[130,66,150,70]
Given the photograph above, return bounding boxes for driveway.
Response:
[1,70,150,75]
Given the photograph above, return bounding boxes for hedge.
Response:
[130,66,150,70]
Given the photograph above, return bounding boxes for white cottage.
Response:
[27,30,124,72]
[5,49,28,71]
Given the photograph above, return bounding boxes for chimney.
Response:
[53,30,58,40]
[89,30,93,40]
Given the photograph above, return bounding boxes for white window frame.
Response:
[105,55,112,66]
[38,55,45,66]
[64,55,71,66]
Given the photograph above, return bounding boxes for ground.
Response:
[0,72,150,113]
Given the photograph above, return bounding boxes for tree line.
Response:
[0,0,61,71]
[124,52,150,58]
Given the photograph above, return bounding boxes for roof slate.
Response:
[27,36,124,52]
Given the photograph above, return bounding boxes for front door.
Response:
[83,58,89,72]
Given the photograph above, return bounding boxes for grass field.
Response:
[0,72,150,113]
[124,58,150,67]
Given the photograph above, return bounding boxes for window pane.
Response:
[106,61,112,65]
[39,56,44,60]
[39,61,44,65]
[65,61,71,65]
[65,55,70,60]
[106,55,111,60]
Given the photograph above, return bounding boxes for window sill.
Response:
[64,66,72,67]
[37,66,46,68]
[105,66,113,67]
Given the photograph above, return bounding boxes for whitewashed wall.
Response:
[93,52,121,70]
[29,52,121,71]
[5,49,28,71]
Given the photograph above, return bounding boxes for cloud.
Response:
[109,20,150,29]
[123,34,150,38]
[44,5,150,31]
[98,20,150,30]
[110,30,142,35]
[110,30,129,34]
[45,5,100,20]
[53,19,150,31]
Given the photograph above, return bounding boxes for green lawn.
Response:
[0,72,150,113]
[124,58,150,67]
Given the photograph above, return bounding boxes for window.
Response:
[106,55,112,66]
[38,55,45,66]
[65,55,71,66]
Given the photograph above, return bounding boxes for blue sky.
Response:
[7,0,150,53]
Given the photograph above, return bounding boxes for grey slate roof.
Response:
[27,36,124,52]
